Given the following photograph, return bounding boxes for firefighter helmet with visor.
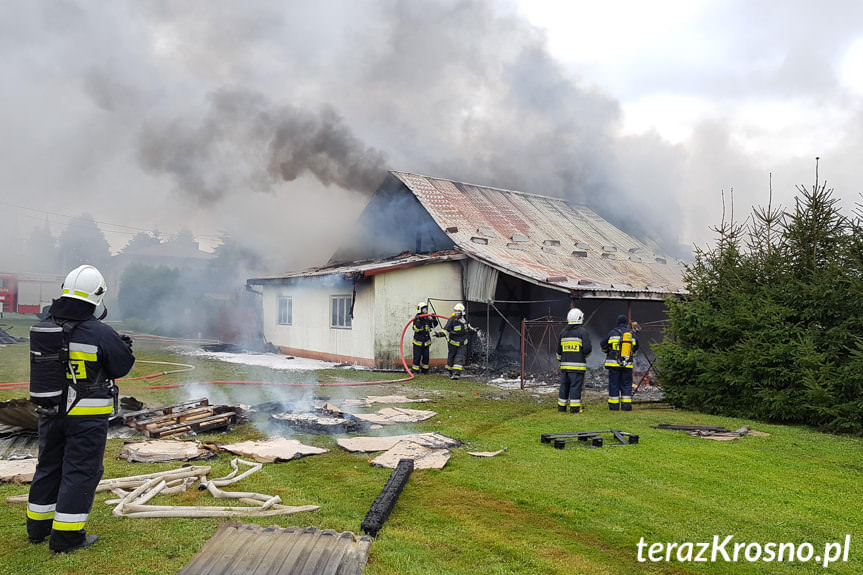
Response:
[567,308,584,325]
[60,265,107,307]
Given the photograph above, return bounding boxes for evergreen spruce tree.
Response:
[657,162,863,433]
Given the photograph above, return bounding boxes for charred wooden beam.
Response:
[361,458,414,538]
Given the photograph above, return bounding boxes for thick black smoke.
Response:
[139,89,388,203]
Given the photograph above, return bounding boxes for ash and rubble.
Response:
[488,367,665,402]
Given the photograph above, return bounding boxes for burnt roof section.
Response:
[248,251,466,284]
[177,522,371,575]
[248,172,686,299]
[390,171,686,298]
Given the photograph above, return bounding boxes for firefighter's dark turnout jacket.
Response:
[600,316,638,411]
[411,312,435,373]
[556,324,592,411]
[443,313,474,377]
[27,297,135,552]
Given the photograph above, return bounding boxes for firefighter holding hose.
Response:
[601,314,638,411]
[410,301,437,374]
[436,303,477,380]
[26,265,135,553]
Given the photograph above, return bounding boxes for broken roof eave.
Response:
[246,252,467,285]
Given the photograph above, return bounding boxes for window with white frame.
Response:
[277,296,292,325]
[330,295,352,328]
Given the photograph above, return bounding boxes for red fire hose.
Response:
[0,314,450,390]
[0,360,195,389]
[143,313,450,389]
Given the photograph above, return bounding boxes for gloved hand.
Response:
[120,334,133,349]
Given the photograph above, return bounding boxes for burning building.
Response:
[246,172,687,370]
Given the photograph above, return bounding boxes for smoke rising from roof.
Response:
[1,0,861,273]
[138,89,388,203]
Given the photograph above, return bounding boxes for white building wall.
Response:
[259,261,464,367]
[372,262,463,366]
[261,277,375,365]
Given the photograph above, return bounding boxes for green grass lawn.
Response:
[0,317,861,574]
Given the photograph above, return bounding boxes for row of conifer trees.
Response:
[656,163,863,433]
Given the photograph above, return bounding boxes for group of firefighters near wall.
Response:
[410,301,477,380]
[410,302,638,412]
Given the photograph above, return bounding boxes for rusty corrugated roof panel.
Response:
[392,171,687,297]
[177,522,372,575]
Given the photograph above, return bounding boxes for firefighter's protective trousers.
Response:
[559,371,585,412]
[27,414,108,550]
[607,367,633,411]
[446,341,467,378]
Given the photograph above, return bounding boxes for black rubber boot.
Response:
[53,535,99,554]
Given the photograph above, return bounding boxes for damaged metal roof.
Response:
[177,522,372,575]
[248,172,687,299]
[390,171,687,298]
[248,251,466,283]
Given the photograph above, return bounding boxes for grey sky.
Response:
[1,0,861,273]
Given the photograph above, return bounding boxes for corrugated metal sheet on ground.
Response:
[0,426,39,460]
[177,522,372,575]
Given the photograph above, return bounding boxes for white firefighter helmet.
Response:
[61,265,107,307]
[416,301,428,312]
[453,303,465,313]
[567,308,584,324]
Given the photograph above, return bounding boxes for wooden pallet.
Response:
[125,399,237,439]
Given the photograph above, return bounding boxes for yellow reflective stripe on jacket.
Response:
[560,363,587,371]
[67,398,113,416]
[68,350,98,362]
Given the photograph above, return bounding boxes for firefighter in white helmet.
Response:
[410,301,436,374]
[601,314,638,411]
[556,307,592,413]
[436,303,477,380]
[27,265,135,553]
